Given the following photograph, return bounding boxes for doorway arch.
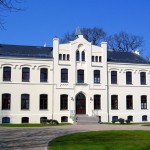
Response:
[76,92,86,114]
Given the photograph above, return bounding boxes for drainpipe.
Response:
[107,65,110,122]
[52,59,54,120]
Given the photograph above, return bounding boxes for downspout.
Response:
[107,65,110,122]
[52,58,54,120]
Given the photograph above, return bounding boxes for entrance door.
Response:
[76,93,86,114]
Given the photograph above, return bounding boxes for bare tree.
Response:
[0,0,24,29]
[60,27,106,45]
[107,31,144,52]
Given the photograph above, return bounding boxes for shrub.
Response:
[126,119,131,124]
[47,119,53,124]
[112,120,118,124]
[52,120,59,125]
[118,118,125,124]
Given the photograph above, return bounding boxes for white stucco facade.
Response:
[0,35,150,123]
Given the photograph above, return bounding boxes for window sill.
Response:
[60,109,69,111]
[76,83,88,85]
[39,109,48,111]
[111,83,117,85]
[61,81,68,83]
[111,109,119,110]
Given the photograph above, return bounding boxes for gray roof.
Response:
[0,44,149,64]
[107,51,149,64]
[0,44,53,59]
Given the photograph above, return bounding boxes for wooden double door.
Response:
[76,93,86,114]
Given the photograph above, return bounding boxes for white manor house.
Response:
[0,31,150,124]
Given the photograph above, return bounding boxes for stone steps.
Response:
[76,115,100,125]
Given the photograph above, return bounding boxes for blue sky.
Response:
[1,0,150,56]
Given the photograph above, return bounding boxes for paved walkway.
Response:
[0,124,150,150]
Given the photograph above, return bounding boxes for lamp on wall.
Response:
[90,97,93,101]
[71,97,74,101]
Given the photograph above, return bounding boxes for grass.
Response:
[48,131,150,150]
[0,123,72,127]
[143,124,150,126]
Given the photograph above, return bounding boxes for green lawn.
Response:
[48,131,150,150]
[0,123,72,127]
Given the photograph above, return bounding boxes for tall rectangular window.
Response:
[92,56,94,62]
[94,95,101,109]
[111,71,117,84]
[59,54,62,60]
[141,95,147,109]
[61,69,68,83]
[77,70,84,83]
[94,70,100,83]
[22,67,30,82]
[76,51,80,61]
[140,72,146,85]
[3,67,11,81]
[40,68,48,82]
[126,95,133,109]
[111,95,118,109]
[60,94,68,110]
[40,94,48,110]
[2,94,11,110]
[21,94,29,110]
[126,71,132,84]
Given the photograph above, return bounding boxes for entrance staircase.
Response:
[75,115,100,125]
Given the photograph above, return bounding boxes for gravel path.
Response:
[0,124,149,150]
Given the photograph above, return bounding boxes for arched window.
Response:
[127,115,133,121]
[59,54,62,60]
[111,95,118,109]
[2,94,11,110]
[40,117,47,123]
[142,115,147,121]
[60,94,68,110]
[21,94,29,110]
[82,51,85,61]
[61,116,68,122]
[22,67,30,82]
[40,68,48,82]
[76,50,80,61]
[112,116,118,121]
[111,71,117,84]
[94,95,101,109]
[95,56,98,62]
[63,54,66,60]
[126,71,132,84]
[61,68,68,83]
[22,117,29,123]
[2,117,10,124]
[3,66,11,81]
[40,94,48,110]
[67,54,70,60]
[99,56,101,62]
[140,72,146,85]
[92,56,94,62]
[94,70,100,83]
[77,70,84,83]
